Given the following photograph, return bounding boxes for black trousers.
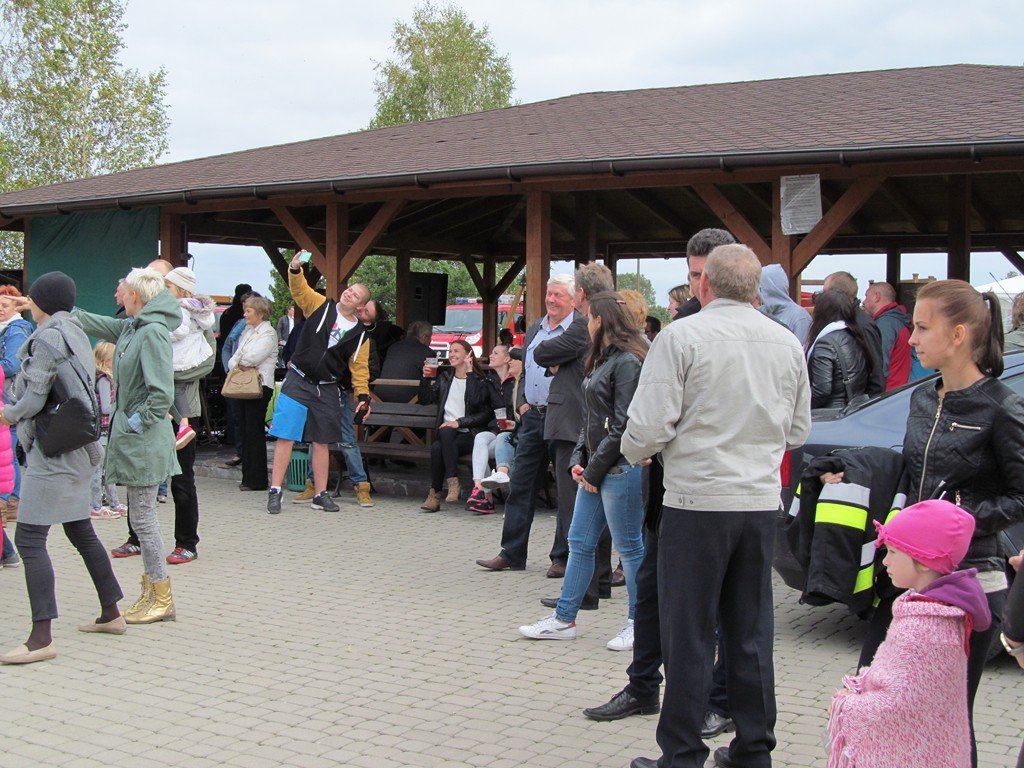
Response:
[657,508,776,768]
[859,585,1005,768]
[240,387,272,490]
[16,520,123,621]
[627,460,729,713]
[430,428,474,491]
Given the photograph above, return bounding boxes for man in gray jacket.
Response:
[625,244,811,768]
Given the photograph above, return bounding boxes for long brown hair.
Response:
[584,291,649,375]
[804,290,876,379]
[450,339,485,377]
[916,279,1004,377]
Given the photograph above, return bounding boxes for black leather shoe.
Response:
[541,596,598,611]
[630,758,660,768]
[702,710,735,739]
[583,688,660,722]
[611,566,626,587]
[598,586,612,599]
[713,746,743,767]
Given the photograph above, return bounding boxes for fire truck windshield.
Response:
[436,307,483,333]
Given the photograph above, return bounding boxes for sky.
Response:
[115,0,1024,303]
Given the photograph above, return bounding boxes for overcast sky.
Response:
[118,0,1024,302]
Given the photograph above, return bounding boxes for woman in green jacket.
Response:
[75,268,180,624]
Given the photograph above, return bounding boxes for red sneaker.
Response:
[175,424,196,450]
[166,547,197,565]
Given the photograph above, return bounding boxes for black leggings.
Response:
[430,428,474,491]
[15,520,123,622]
[859,587,1006,768]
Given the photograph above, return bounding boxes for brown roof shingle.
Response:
[1,64,1021,214]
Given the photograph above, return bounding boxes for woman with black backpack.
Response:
[0,272,123,665]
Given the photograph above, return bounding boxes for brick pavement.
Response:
[1,477,1020,767]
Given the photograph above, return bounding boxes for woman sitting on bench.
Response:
[419,340,493,512]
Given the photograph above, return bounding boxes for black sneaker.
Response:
[311,492,339,512]
[267,488,282,515]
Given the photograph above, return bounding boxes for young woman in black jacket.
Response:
[418,340,493,512]
[518,292,648,651]
[831,280,1024,767]
[805,290,875,409]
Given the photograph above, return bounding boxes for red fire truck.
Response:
[430,295,525,358]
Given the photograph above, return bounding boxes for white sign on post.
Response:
[780,174,823,235]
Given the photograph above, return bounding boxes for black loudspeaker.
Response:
[406,272,448,325]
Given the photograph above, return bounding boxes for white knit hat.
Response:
[165,267,197,295]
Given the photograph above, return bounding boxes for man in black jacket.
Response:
[476,274,592,587]
[375,320,433,403]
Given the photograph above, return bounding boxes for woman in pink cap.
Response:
[827,499,991,768]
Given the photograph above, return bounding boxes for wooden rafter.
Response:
[1002,250,1024,275]
[494,255,526,297]
[879,179,932,233]
[691,183,771,263]
[271,204,326,272]
[260,239,291,282]
[337,199,405,282]
[820,180,864,234]
[623,189,686,236]
[790,176,886,274]
[461,254,487,296]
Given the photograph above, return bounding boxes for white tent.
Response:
[972,275,1024,330]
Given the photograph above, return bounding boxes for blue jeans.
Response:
[2,526,15,559]
[338,392,367,484]
[0,425,20,502]
[494,430,515,471]
[556,463,644,623]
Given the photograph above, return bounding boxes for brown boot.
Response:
[292,479,315,503]
[445,477,461,503]
[420,488,441,512]
[355,481,374,507]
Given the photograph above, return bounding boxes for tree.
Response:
[616,271,671,324]
[0,0,169,266]
[369,2,515,129]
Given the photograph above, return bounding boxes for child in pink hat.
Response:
[827,499,991,768]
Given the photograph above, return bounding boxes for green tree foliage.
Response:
[0,0,169,266]
[616,271,670,324]
[369,1,515,129]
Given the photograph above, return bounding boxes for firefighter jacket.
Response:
[786,446,906,617]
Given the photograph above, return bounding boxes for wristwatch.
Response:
[1000,632,1024,656]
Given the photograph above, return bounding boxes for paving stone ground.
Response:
[1,475,1021,768]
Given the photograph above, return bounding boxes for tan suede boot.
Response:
[355,481,374,507]
[445,477,461,503]
[292,479,316,503]
[125,577,175,624]
[420,488,441,512]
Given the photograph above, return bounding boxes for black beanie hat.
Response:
[29,271,76,315]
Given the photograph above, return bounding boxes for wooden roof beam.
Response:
[494,255,526,297]
[691,183,771,263]
[820,180,864,234]
[623,189,687,237]
[878,180,933,233]
[1001,249,1024,276]
[791,176,886,274]
[337,199,405,282]
[271,204,326,273]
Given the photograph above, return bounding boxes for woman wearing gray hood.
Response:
[759,264,812,345]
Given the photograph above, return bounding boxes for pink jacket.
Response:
[0,368,14,496]
[827,596,971,768]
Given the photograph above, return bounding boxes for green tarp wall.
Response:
[27,208,159,314]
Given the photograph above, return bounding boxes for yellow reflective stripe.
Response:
[815,502,868,530]
[795,482,802,497]
[853,565,874,594]
[885,508,902,524]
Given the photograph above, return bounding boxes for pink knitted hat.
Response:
[874,499,975,574]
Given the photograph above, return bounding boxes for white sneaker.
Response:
[480,470,510,491]
[607,619,634,651]
[518,612,577,640]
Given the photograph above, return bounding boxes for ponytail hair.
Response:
[916,280,1004,377]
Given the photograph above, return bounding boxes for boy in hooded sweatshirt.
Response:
[759,263,812,345]
[827,499,991,768]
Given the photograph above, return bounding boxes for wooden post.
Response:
[605,254,617,282]
[525,191,551,324]
[886,246,901,287]
[771,179,796,297]
[573,192,597,266]
[947,175,971,281]
[482,256,497,353]
[325,202,347,297]
[159,211,185,265]
[395,250,410,328]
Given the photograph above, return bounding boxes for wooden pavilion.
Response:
[1,63,1022,348]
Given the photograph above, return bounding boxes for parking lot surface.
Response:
[1,476,1020,767]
